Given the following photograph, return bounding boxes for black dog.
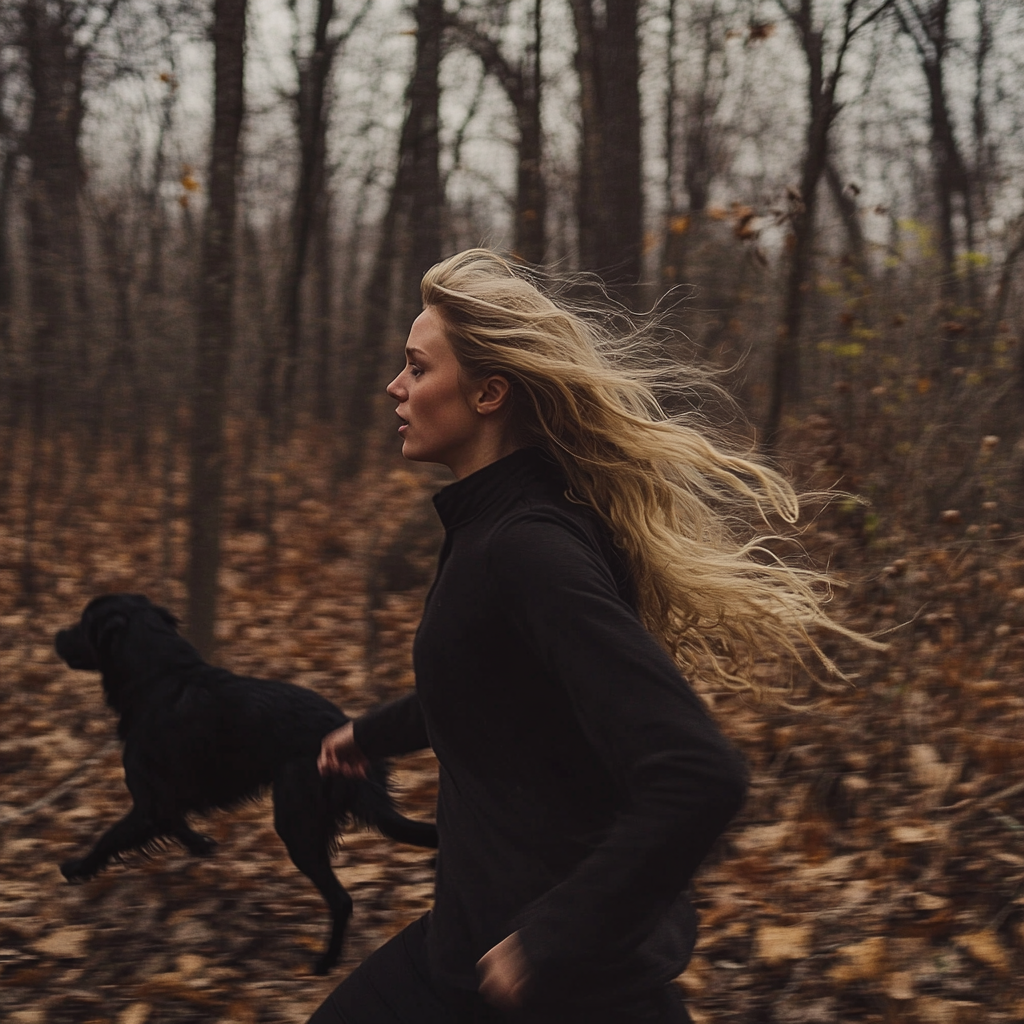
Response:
[54,593,437,974]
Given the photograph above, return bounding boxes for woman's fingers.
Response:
[318,722,369,778]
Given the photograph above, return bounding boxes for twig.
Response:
[0,740,120,825]
[939,778,1024,815]
[989,876,1024,931]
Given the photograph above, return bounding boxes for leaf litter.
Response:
[0,423,1022,1022]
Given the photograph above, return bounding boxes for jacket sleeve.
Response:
[352,691,431,759]
[487,515,748,985]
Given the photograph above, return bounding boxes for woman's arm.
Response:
[486,516,748,995]
[319,691,430,778]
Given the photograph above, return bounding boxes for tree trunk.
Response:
[923,55,969,304]
[0,146,16,490]
[280,0,337,436]
[337,0,443,479]
[824,158,866,275]
[571,0,643,298]
[313,194,334,423]
[407,0,443,301]
[764,15,827,449]
[21,0,92,434]
[186,0,246,658]
[896,0,972,339]
[447,7,547,265]
[515,0,545,264]
[144,74,178,297]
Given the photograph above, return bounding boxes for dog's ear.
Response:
[93,613,129,656]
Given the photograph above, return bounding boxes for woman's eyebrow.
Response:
[405,346,427,360]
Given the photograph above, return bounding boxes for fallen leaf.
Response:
[753,923,812,965]
[885,970,914,1000]
[955,929,1010,972]
[118,1004,151,1024]
[830,935,887,983]
[33,926,90,958]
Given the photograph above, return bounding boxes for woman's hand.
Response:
[318,722,370,778]
[476,931,530,1010]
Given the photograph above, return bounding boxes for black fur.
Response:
[54,593,437,974]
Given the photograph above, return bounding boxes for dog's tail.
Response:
[348,768,439,849]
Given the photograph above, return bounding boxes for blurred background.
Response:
[1,0,1023,1020]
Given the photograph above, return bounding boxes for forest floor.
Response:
[1,421,1023,1023]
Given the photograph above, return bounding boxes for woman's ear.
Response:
[474,375,513,417]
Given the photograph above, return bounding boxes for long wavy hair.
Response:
[421,248,870,696]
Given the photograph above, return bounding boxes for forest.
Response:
[1,0,1024,1020]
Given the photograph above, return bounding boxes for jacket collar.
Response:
[432,447,561,531]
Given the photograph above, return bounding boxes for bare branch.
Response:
[329,0,375,51]
[849,0,896,38]
[445,14,522,107]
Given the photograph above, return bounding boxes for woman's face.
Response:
[386,306,495,476]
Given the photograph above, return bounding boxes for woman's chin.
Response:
[401,441,426,462]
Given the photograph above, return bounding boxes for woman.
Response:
[308,249,844,1024]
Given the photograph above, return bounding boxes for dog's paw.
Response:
[60,858,93,883]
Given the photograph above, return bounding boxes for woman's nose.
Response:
[386,374,403,399]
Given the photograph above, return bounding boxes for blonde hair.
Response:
[422,248,869,697]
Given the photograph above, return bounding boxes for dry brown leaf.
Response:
[889,824,935,845]
[954,929,1011,972]
[753,923,812,965]
[117,1004,152,1024]
[33,925,90,958]
[829,935,887,983]
[913,998,985,1023]
[885,970,915,1000]
[913,891,949,910]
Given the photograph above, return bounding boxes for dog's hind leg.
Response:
[60,806,159,881]
[273,760,353,975]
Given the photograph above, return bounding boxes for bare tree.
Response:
[894,0,973,319]
[186,0,247,657]
[570,0,643,297]
[763,0,894,450]
[277,0,372,436]
[447,0,546,264]
[661,0,730,291]
[338,0,444,479]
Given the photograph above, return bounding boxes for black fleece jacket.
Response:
[353,447,747,1006]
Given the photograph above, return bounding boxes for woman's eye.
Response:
[410,366,423,377]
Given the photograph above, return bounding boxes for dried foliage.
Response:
[1,421,1023,1023]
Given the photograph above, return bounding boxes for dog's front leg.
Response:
[60,806,158,882]
[169,819,217,857]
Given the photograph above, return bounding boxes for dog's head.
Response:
[55,594,181,674]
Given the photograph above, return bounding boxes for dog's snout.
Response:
[55,624,99,671]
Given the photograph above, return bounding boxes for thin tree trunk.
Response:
[22,0,90,436]
[603,0,642,291]
[0,146,17,504]
[763,0,893,450]
[447,7,547,265]
[824,158,866,275]
[515,0,545,264]
[313,194,334,423]
[338,0,443,480]
[186,0,246,658]
[280,0,337,436]
[570,0,642,298]
[896,0,971,336]
[144,74,178,297]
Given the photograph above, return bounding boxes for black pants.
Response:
[306,915,692,1024]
